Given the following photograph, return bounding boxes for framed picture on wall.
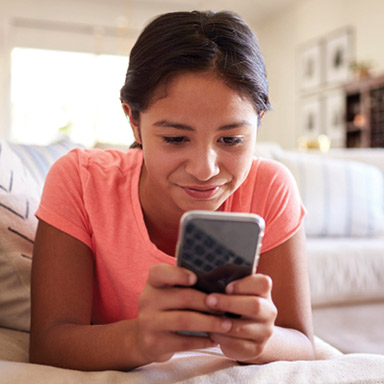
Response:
[300,40,323,91]
[300,97,323,138]
[325,27,354,85]
[324,91,346,147]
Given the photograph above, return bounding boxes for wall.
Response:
[256,0,384,148]
[0,18,11,137]
[1,0,384,147]
[0,0,194,139]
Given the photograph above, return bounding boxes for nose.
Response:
[185,147,220,181]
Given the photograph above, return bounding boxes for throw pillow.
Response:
[0,141,41,331]
[274,150,384,237]
[7,137,79,191]
[0,138,80,332]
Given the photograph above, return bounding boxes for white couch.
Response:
[1,138,384,383]
[254,143,384,355]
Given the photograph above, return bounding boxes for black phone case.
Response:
[178,221,255,294]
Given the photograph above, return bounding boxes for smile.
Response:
[180,185,222,200]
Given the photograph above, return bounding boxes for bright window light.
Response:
[10,48,134,147]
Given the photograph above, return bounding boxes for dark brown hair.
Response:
[120,10,272,147]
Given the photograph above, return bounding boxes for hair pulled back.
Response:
[120,10,271,122]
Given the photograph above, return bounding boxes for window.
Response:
[10,48,134,147]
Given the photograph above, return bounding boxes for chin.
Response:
[172,186,232,213]
[177,199,225,213]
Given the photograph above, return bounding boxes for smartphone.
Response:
[176,210,265,295]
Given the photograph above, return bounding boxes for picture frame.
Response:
[300,97,323,139]
[300,40,323,91]
[325,28,354,85]
[324,91,346,147]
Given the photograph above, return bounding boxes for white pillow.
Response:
[274,150,384,237]
[0,141,41,331]
[0,139,79,332]
[8,138,79,191]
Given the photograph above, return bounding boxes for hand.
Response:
[205,274,277,363]
[135,264,234,364]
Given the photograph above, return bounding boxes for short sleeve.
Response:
[35,149,93,249]
[252,159,306,253]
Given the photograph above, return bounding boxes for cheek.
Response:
[233,160,253,184]
[225,149,254,179]
[143,148,181,178]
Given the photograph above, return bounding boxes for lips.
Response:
[180,185,221,199]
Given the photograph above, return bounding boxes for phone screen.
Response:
[176,212,264,294]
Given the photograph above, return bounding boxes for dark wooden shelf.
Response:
[344,74,384,148]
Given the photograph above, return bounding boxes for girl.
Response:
[30,10,315,371]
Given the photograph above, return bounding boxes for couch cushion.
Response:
[0,141,40,331]
[0,327,29,363]
[307,237,384,305]
[312,302,384,354]
[7,138,78,191]
[274,150,384,237]
[0,139,79,332]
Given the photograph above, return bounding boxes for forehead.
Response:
[146,72,256,115]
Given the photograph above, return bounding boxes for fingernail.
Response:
[226,283,234,294]
[207,295,218,307]
[221,319,232,332]
[188,273,196,285]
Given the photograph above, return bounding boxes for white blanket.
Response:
[2,350,384,384]
[1,332,384,384]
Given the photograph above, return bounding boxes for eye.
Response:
[219,136,244,146]
[162,136,188,145]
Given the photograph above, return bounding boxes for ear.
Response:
[122,103,142,144]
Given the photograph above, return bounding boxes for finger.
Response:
[139,331,218,362]
[151,310,233,335]
[209,332,266,362]
[171,333,218,353]
[213,318,274,341]
[148,264,196,288]
[140,284,223,313]
[206,293,277,320]
[226,274,273,298]
[170,288,225,314]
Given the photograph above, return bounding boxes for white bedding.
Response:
[1,327,384,384]
[306,237,384,305]
[1,345,384,384]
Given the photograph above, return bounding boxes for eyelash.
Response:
[219,137,244,146]
[162,136,188,145]
[162,136,244,146]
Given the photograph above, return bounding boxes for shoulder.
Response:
[239,158,305,253]
[49,148,143,177]
[229,156,302,213]
[246,156,297,189]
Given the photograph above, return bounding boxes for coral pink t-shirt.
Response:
[36,148,305,324]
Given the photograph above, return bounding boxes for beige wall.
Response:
[1,0,384,146]
[256,0,384,148]
[0,0,182,139]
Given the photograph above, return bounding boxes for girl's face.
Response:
[126,72,259,220]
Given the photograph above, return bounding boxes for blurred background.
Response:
[1,0,383,149]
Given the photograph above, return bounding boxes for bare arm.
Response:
[254,225,315,362]
[207,226,315,363]
[30,220,148,370]
[30,220,232,371]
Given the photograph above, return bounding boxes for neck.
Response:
[139,166,182,256]
[143,213,180,256]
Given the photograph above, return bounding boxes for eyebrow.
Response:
[153,120,253,131]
